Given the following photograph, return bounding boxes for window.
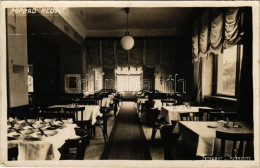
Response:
[116,67,142,91]
[215,45,243,97]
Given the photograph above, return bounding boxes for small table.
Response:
[161,106,212,123]
[179,121,253,157]
[49,105,101,125]
[161,99,177,106]
[8,123,78,160]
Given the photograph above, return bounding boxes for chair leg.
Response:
[151,125,157,143]
[98,125,107,143]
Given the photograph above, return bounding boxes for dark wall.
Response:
[28,35,60,106]
[143,67,155,90]
[27,12,83,106]
[174,34,193,100]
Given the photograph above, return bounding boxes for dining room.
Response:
[2,4,257,163]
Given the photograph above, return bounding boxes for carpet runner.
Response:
[100,102,151,160]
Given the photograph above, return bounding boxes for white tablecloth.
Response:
[137,98,148,104]
[153,99,162,110]
[179,121,253,157]
[49,105,101,125]
[100,98,110,107]
[8,124,78,160]
[108,94,114,104]
[161,106,212,123]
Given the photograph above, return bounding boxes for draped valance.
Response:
[116,40,128,68]
[145,39,160,68]
[192,19,199,62]
[210,8,223,54]
[192,7,241,62]
[224,8,240,49]
[199,10,209,59]
[102,40,115,69]
[86,40,101,68]
[86,38,176,69]
[130,39,143,68]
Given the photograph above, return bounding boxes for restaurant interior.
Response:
[5,6,254,161]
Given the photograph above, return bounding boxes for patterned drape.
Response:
[145,39,160,68]
[86,40,101,68]
[130,39,143,68]
[199,10,209,59]
[224,8,240,49]
[192,20,199,62]
[116,40,128,67]
[102,40,115,69]
[210,8,223,54]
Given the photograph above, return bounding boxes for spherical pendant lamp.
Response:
[121,8,134,50]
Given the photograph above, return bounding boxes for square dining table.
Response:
[160,106,212,132]
[49,105,101,125]
[178,121,253,158]
[161,106,212,123]
[8,123,78,160]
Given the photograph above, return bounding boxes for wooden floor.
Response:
[101,102,152,160]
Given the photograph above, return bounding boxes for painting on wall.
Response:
[65,74,81,93]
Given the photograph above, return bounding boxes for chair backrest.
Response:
[150,109,161,124]
[145,100,155,109]
[216,131,253,157]
[223,112,237,122]
[208,108,223,121]
[159,124,181,160]
[179,113,191,121]
[199,108,222,121]
[40,107,62,119]
[192,112,204,121]
[63,107,85,123]
[160,125,175,141]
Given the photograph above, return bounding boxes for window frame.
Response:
[212,44,243,98]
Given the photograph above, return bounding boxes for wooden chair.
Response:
[40,107,62,119]
[179,113,192,121]
[159,123,180,160]
[59,107,90,160]
[192,112,204,121]
[63,107,86,128]
[92,108,109,143]
[59,133,90,160]
[150,109,168,143]
[201,108,222,121]
[216,131,253,157]
[223,112,237,122]
[144,100,155,123]
[113,98,119,119]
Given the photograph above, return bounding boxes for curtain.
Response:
[130,39,143,68]
[210,8,223,54]
[116,40,128,67]
[199,10,209,59]
[223,8,240,49]
[145,39,160,68]
[86,39,101,68]
[192,20,199,62]
[195,58,204,103]
[102,40,115,69]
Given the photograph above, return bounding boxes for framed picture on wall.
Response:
[65,74,81,93]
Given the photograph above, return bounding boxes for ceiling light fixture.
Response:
[121,8,134,50]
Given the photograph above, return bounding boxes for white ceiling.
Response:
[68,7,194,37]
